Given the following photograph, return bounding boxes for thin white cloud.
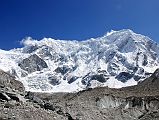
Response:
[20,37,38,46]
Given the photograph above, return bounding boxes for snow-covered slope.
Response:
[0,29,159,92]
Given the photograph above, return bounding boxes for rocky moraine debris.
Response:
[1,69,159,120]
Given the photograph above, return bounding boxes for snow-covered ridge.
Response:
[1,29,159,92]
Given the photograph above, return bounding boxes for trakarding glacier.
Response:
[0,29,159,92]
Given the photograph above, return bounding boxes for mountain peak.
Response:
[1,29,159,92]
[118,29,134,33]
[105,29,135,37]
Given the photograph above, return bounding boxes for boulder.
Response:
[25,92,44,106]
[4,100,17,108]
[0,92,11,101]
[6,91,26,103]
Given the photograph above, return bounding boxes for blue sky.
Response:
[0,0,159,50]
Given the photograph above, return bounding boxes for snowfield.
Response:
[0,29,159,92]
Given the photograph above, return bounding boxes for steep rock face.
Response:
[96,95,126,108]
[0,29,159,92]
[0,70,24,92]
[96,95,159,112]
[134,68,159,92]
[18,54,48,73]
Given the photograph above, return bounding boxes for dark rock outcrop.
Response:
[25,92,44,106]
[0,70,24,92]
[54,66,70,75]
[68,76,78,84]
[81,73,108,87]
[0,92,11,101]
[23,45,39,53]
[115,72,134,82]
[91,74,106,83]
[48,76,60,86]
[18,54,48,73]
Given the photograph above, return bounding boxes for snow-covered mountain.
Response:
[0,29,159,92]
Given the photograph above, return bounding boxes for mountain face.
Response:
[0,29,159,92]
[1,67,159,120]
[0,70,69,120]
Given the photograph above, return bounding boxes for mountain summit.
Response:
[0,29,159,92]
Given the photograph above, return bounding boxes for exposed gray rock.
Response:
[107,62,119,76]
[68,76,78,84]
[136,67,144,75]
[1,67,159,120]
[96,95,126,108]
[0,70,68,120]
[91,74,107,83]
[154,68,159,78]
[133,75,142,81]
[142,54,148,66]
[4,100,17,108]
[37,46,53,58]
[0,70,25,92]
[18,54,48,73]
[20,71,28,77]
[48,76,60,86]
[31,68,159,120]
[148,100,159,111]
[23,45,39,53]
[0,92,11,101]
[115,72,134,82]
[6,91,26,103]
[81,73,108,87]
[25,92,44,106]
[54,66,70,75]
